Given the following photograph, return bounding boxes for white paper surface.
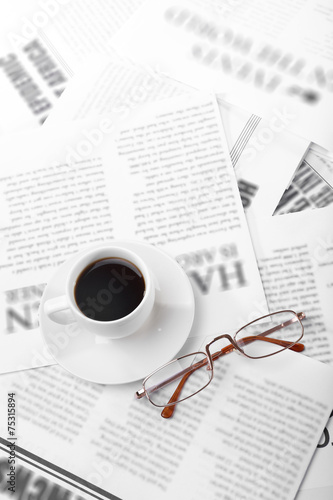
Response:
[112,0,333,150]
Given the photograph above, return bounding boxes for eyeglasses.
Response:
[135,310,305,418]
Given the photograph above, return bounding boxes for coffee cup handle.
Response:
[44,296,76,325]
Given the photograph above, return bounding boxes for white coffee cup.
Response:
[43,246,155,340]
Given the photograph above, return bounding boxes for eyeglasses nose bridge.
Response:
[208,333,235,347]
[205,333,239,358]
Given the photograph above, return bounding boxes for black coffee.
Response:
[74,258,145,321]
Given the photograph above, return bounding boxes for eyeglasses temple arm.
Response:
[236,336,305,352]
[257,312,305,339]
[137,357,210,400]
[160,344,239,419]
[160,356,212,419]
[161,336,304,418]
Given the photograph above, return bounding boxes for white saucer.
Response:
[39,240,195,384]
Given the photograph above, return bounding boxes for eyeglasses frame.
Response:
[136,310,305,409]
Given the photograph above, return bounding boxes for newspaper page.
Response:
[0,0,145,133]
[44,57,310,217]
[0,92,267,373]
[0,435,118,500]
[248,204,333,364]
[0,36,69,133]
[306,149,333,189]
[218,100,310,215]
[297,410,333,500]
[113,0,333,150]
[44,55,190,126]
[0,347,333,500]
[274,158,333,215]
[310,142,333,162]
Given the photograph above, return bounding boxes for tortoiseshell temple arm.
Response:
[160,337,305,419]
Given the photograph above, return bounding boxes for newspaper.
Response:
[0,435,117,500]
[112,0,333,150]
[248,204,333,364]
[0,37,69,132]
[218,100,309,215]
[274,153,333,215]
[0,0,145,133]
[44,56,310,217]
[306,149,333,189]
[298,410,333,499]
[0,347,333,500]
[44,54,190,126]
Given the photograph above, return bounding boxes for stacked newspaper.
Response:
[0,1,333,499]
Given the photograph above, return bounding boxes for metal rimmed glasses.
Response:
[135,310,306,418]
